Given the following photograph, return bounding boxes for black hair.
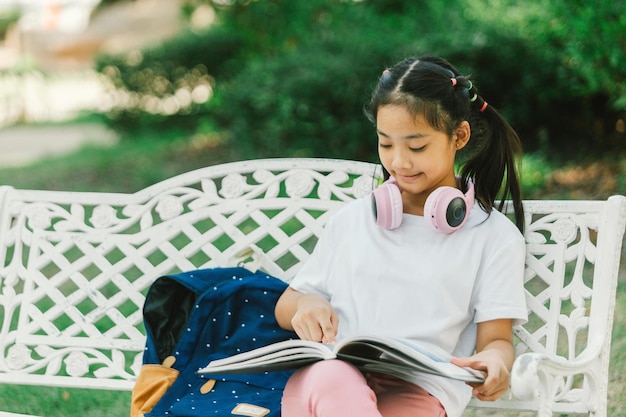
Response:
[364,56,525,233]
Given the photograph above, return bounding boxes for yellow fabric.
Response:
[130,364,179,417]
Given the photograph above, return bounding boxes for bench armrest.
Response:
[511,350,601,416]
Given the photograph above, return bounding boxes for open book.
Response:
[198,335,485,383]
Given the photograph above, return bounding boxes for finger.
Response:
[473,386,493,400]
[302,312,334,342]
[305,320,325,342]
[291,302,338,343]
[291,316,322,342]
[293,316,322,341]
[473,386,507,401]
[450,357,471,367]
[321,310,339,344]
[291,322,307,341]
[319,311,338,344]
[451,356,487,372]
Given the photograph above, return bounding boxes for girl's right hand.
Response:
[291,293,339,344]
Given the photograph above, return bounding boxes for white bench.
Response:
[0,158,624,417]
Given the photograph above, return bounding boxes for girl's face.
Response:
[376,104,469,215]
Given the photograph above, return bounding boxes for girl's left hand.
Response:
[451,351,510,401]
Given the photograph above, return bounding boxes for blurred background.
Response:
[0,0,624,197]
[0,2,624,416]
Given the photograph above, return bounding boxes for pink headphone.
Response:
[371,177,475,233]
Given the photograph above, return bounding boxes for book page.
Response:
[335,335,484,383]
[198,339,336,374]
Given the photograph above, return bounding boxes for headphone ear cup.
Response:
[372,180,403,229]
[424,184,473,234]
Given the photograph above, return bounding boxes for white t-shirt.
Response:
[289,196,528,417]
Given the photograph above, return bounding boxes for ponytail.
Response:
[461,102,525,233]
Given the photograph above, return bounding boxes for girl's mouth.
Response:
[397,173,421,183]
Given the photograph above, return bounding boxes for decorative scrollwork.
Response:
[219,173,248,199]
[26,207,52,230]
[6,344,31,370]
[90,204,118,229]
[552,217,578,244]
[352,175,377,198]
[285,172,315,198]
[65,351,89,377]
[156,195,184,220]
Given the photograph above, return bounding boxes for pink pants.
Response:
[281,360,447,417]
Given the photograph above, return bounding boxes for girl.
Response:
[274,56,528,417]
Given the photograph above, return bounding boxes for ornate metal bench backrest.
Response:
[0,159,380,389]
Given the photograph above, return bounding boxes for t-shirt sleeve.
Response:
[288,217,337,299]
[472,232,528,326]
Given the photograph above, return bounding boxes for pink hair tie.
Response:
[480,101,488,112]
[382,69,391,75]
[451,78,457,86]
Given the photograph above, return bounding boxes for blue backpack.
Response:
[131,267,297,417]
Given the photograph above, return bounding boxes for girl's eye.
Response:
[379,143,391,149]
[409,146,426,152]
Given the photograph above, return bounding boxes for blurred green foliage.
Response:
[95,0,626,162]
[0,8,20,38]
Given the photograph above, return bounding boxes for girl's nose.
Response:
[392,149,412,170]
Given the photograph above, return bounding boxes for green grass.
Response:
[0,385,131,417]
[0,121,624,417]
